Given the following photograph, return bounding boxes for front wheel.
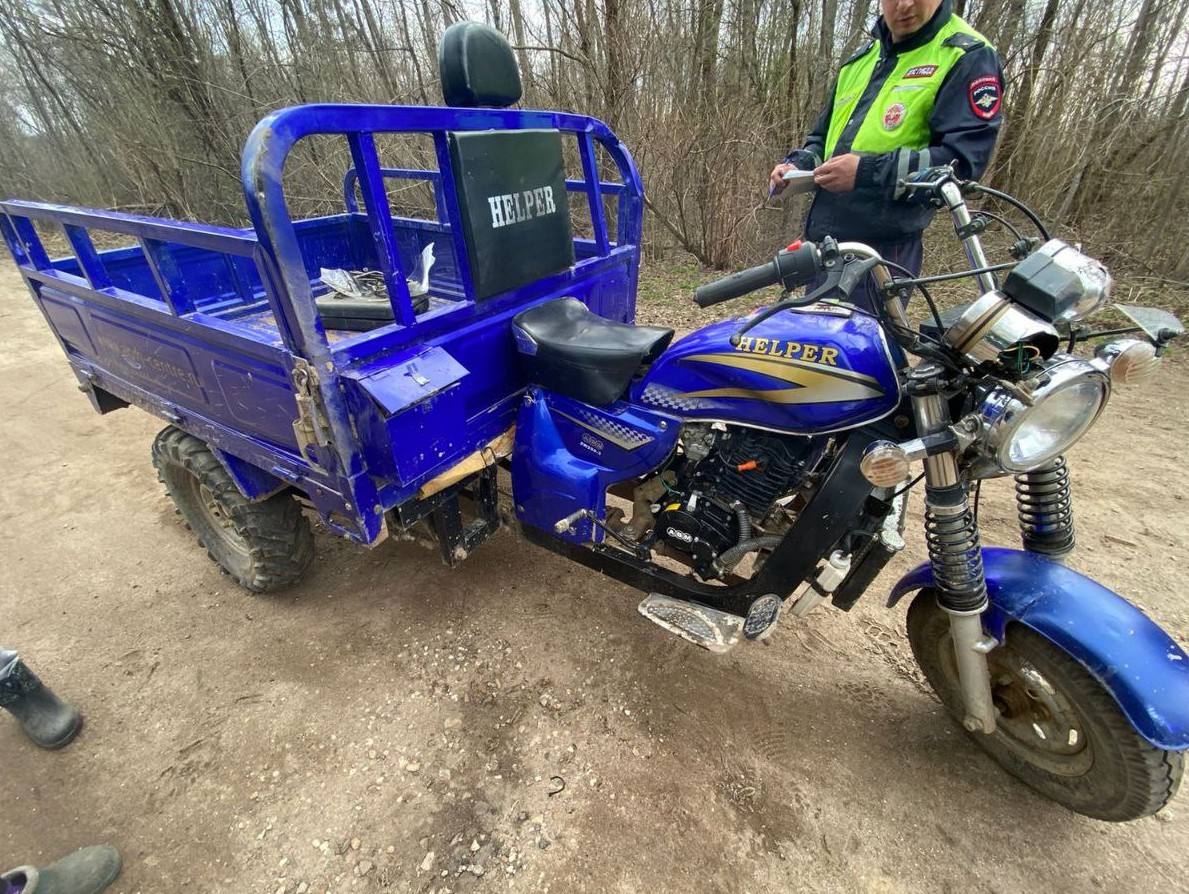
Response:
[906,590,1182,821]
[152,427,314,592]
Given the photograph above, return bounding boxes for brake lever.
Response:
[801,268,843,304]
[802,255,882,304]
[729,273,852,346]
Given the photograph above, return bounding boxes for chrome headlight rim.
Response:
[976,359,1111,473]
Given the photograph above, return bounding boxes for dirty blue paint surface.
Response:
[890,547,1189,749]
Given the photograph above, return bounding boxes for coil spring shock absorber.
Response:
[908,362,997,733]
[1015,456,1075,558]
[924,486,988,613]
[924,483,997,734]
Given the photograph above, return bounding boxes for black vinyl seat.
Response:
[513,298,674,405]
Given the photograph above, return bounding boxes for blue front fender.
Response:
[889,547,1189,750]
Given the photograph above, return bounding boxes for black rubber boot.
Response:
[2,846,122,894]
[0,651,82,750]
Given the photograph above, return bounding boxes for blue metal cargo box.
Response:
[0,104,644,544]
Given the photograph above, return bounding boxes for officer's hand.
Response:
[814,154,861,193]
[769,163,797,194]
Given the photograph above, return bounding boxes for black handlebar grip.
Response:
[693,261,780,307]
[772,242,822,289]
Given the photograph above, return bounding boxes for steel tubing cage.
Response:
[1,104,644,367]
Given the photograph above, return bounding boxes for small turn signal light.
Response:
[860,441,910,488]
[1098,339,1159,387]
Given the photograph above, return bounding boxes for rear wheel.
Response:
[152,427,314,592]
[906,590,1182,821]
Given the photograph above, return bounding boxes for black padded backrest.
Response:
[448,130,574,301]
[438,22,522,108]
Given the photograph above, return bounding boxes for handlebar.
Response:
[691,171,1056,366]
[693,261,785,307]
[693,241,823,307]
[695,168,1010,317]
[693,238,914,340]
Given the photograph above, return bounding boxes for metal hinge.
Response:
[291,358,333,466]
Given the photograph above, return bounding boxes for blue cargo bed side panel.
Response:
[37,285,301,452]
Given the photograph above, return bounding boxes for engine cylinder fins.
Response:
[692,428,816,515]
[1015,456,1075,558]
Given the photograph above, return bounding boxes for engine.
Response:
[654,426,821,578]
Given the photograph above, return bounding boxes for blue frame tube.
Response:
[239,103,645,482]
[341,167,449,222]
[346,133,417,327]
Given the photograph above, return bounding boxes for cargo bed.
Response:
[1,104,644,544]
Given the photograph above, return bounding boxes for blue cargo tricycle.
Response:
[3,23,1186,820]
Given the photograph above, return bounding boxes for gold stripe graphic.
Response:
[683,352,883,387]
[681,384,882,404]
[677,352,885,403]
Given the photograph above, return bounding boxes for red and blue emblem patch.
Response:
[969,75,1001,119]
[882,102,907,131]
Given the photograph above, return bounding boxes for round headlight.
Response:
[977,360,1110,472]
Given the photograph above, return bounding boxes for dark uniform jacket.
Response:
[785,0,1004,245]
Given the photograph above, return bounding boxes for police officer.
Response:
[770,0,1003,310]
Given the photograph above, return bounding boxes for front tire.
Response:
[152,427,314,592]
[906,590,1182,821]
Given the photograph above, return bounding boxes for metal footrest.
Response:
[637,594,744,654]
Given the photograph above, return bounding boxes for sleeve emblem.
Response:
[969,75,1001,119]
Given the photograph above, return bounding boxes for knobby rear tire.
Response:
[906,590,1182,821]
[151,426,314,592]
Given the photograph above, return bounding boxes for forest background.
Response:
[1,0,1187,285]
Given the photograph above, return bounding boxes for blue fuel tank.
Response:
[632,305,903,434]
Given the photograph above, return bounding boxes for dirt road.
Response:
[1,260,1186,894]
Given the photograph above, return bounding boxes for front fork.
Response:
[909,363,999,733]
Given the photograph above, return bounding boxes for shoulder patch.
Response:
[969,75,1001,119]
[943,32,984,52]
[841,39,876,66]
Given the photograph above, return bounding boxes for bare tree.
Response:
[0,0,1185,276]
